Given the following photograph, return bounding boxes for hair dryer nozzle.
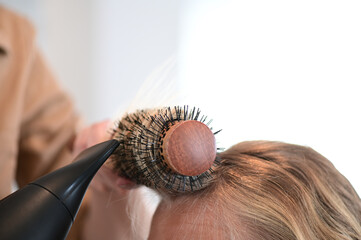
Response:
[33,139,120,219]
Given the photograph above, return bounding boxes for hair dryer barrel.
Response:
[0,139,119,240]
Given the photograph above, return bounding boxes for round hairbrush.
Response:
[110,106,221,194]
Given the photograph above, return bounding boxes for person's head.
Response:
[148,141,361,239]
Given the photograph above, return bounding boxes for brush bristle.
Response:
[110,106,221,194]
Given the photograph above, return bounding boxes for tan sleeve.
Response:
[16,50,80,186]
[0,5,79,188]
[16,50,86,240]
[0,6,86,240]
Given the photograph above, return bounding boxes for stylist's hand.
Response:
[73,120,145,240]
[72,119,111,157]
[72,120,136,193]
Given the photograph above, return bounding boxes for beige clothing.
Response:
[0,7,85,239]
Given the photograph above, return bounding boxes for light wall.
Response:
[0,0,179,122]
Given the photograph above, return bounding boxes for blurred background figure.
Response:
[1,0,359,195]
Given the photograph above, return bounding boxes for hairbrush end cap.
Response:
[162,120,216,176]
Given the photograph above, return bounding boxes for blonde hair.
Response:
[161,141,361,239]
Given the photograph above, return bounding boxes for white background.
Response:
[1,0,360,195]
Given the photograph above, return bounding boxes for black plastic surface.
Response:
[34,139,120,219]
[0,139,120,240]
[0,185,72,240]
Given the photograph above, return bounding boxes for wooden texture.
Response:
[162,120,216,176]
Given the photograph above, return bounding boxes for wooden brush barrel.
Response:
[111,106,220,194]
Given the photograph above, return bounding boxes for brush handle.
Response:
[162,120,216,176]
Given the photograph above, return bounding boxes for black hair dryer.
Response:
[0,139,119,240]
